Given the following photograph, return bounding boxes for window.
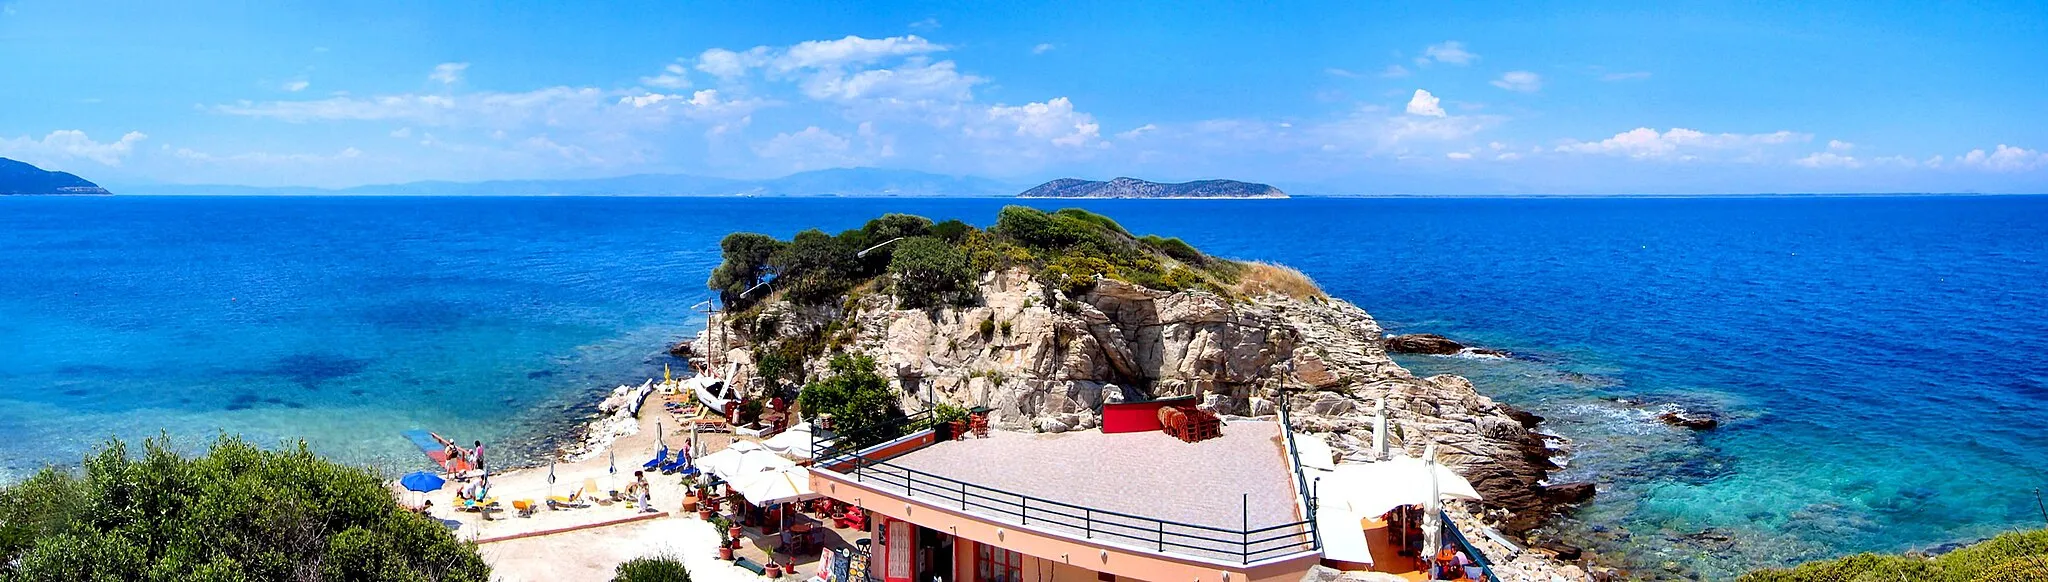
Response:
[974,542,1022,582]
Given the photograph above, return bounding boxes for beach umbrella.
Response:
[547,461,557,498]
[1373,397,1389,462]
[1422,443,1442,558]
[400,471,446,493]
[609,449,618,491]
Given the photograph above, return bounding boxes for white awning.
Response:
[1292,432,1338,472]
[1311,455,1481,520]
[762,422,836,460]
[731,466,819,507]
[700,442,793,483]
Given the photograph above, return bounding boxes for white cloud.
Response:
[983,97,1102,148]
[214,85,765,137]
[1117,124,1158,140]
[1556,127,1810,160]
[1828,139,1853,152]
[1957,144,2048,172]
[0,130,149,166]
[1404,89,1446,117]
[283,80,310,92]
[1491,71,1542,93]
[754,126,860,169]
[1446,152,1472,160]
[1325,68,1361,79]
[389,127,413,139]
[696,47,770,79]
[799,58,982,103]
[1496,152,1522,161]
[909,18,941,30]
[641,63,691,89]
[1381,64,1410,78]
[430,62,469,84]
[776,35,944,71]
[1032,43,1056,55]
[1416,41,1477,66]
[1600,71,1652,81]
[171,145,363,164]
[1793,151,1861,169]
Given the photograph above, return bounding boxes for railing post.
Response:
[1241,493,1249,564]
[1019,495,1028,526]
[1157,521,1165,552]
[960,481,968,510]
[1084,509,1092,539]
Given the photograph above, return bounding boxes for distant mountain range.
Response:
[0,157,112,195]
[120,168,1020,197]
[1017,177,1287,199]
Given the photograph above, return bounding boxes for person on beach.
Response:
[472,441,485,473]
[628,470,655,513]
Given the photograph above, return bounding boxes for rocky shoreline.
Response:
[682,268,1599,580]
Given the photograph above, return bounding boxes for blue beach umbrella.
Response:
[400,471,446,493]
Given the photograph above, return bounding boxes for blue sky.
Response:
[3,0,2045,194]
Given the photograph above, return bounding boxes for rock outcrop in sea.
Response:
[691,268,1575,534]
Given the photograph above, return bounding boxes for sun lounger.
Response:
[643,446,670,469]
[548,478,600,509]
[658,451,691,474]
[733,557,767,574]
[512,499,536,517]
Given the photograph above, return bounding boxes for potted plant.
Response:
[934,403,969,441]
[765,561,783,578]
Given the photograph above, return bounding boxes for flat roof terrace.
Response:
[834,420,1314,564]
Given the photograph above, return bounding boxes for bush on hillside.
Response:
[1737,528,2048,582]
[707,232,783,308]
[769,229,860,305]
[613,556,691,582]
[928,219,972,243]
[0,436,489,582]
[888,236,975,309]
[798,354,907,450]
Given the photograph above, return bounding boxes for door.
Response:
[883,518,915,582]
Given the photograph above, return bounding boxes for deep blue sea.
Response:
[4,195,2045,578]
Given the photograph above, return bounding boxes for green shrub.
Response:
[797,354,907,450]
[1036,255,1117,294]
[1052,208,1129,236]
[707,232,784,308]
[978,318,996,339]
[928,219,973,243]
[998,320,1013,337]
[613,556,691,582]
[887,237,975,309]
[1140,235,1205,265]
[1739,529,2048,582]
[0,436,489,581]
[769,229,859,305]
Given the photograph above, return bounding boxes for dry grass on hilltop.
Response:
[1231,262,1327,301]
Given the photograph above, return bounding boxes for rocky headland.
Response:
[683,207,1592,580]
[1018,177,1288,199]
[0,157,111,195]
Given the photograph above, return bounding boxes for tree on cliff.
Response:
[0,436,490,581]
[799,354,908,450]
[888,236,975,309]
[769,229,860,305]
[708,233,783,308]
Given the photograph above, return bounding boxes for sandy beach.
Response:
[397,382,768,581]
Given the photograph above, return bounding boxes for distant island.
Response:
[117,167,1017,197]
[0,157,111,195]
[1017,177,1287,199]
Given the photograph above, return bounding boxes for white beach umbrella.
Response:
[1423,443,1442,557]
[1292,432,1337,472]
[1373,397,1389,462]
[1313,454,1481,519]
[700,442,792,482]
[731,466,819,507]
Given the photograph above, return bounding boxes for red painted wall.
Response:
[1100,397,1199,434]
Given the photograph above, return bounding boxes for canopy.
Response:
[699,442,794,482]
[762,422,836,460]
[731,466,819,506]
[1292,432,1337,472]
[399,471,445,493]
[1312,455,1481,520]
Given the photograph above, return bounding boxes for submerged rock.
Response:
[1659,410,1720,430]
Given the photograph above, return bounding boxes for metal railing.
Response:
[811,412,1319,565]
[1441,510,1501,582]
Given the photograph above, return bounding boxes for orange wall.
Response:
[816,470,1320,582]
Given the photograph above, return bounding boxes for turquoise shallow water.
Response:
[3,195,2045,578]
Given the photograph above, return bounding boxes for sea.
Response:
[3,195,2045,578]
